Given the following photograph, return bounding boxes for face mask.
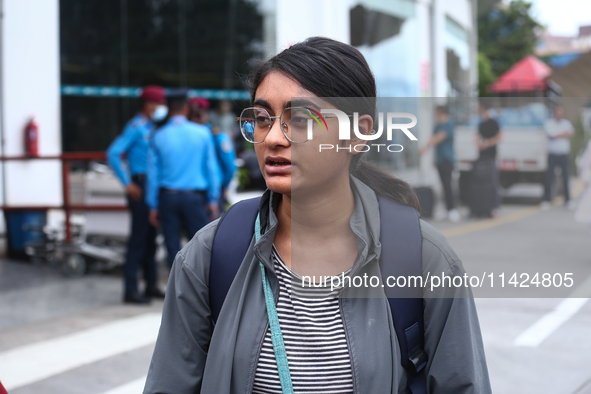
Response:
[151,105,168,122]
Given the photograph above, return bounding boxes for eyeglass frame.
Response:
[236,106,352,144]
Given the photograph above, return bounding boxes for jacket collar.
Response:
[253,175,382,276]
[349,176,382,274]
[253,189,280,273]
[167,115,188,125]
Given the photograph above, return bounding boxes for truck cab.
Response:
[455,103,549,202]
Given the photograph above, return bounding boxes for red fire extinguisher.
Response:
[24,116,39,157]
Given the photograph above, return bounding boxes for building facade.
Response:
[0,0,477,209]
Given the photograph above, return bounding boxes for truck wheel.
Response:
[63,253,87,278]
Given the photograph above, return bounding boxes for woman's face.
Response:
[253,71,365,197]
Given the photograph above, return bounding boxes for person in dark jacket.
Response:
[144,37,491,394]
[476,102,503,214]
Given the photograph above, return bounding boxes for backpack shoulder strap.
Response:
[377,195,427,394]
[210,196,261,324]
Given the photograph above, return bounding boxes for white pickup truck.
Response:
[455,103,549,202]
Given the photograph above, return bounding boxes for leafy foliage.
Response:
[478,0,541,81]
[477,52,496,96]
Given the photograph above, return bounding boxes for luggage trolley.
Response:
[20,161,130,276]
[1,153,133,276]
[58,162,130,276]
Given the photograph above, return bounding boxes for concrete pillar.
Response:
[0,0,62,208]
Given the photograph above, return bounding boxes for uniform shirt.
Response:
[212,131,236,189]
[198,122,236,190]
[106,113,154,186]
[146,115,220,209]
[433,120,455,165]
[545,118,573,155]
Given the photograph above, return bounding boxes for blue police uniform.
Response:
[202,123,236,211]
[146,115,220,267]
[212,131,236,189]
[106,113,158,298]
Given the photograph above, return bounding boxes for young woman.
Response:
[144,37,491,394]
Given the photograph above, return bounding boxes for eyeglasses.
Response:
[237,107,340,144]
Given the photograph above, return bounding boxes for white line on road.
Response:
[514,274,591,347]
[514,298,590,347]
[0,313,161,391]
[99,376,147,394]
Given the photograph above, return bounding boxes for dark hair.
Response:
[247,36,420,211]
[168,98,187,114]
[435,105,449,115]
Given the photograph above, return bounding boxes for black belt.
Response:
[160,187,206,194]
[131,174,146,182]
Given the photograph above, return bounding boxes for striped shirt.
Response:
[252,247,354,394]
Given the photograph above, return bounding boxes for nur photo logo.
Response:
[309,110,418,152]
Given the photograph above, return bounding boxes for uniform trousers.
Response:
[125,175,157,295]
[159,189,209,267]
[544,153,571,203]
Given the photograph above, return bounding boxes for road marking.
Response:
[99,376,147,394]
[572,375,591,394]
[0,313,160,391]
[514,274,591,347]
[442,179,586,239]
[442,206,540,238]
[513,298,590,347]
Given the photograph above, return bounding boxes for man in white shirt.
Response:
[542,105,575,209]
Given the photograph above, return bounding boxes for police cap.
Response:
[167,89,189,102]
[188,97,210,110]
[140,85,166,103]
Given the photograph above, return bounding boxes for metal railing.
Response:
[0,152,127,242]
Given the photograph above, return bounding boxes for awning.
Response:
[487,55,551,93]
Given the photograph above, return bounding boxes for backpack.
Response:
[209,195,427,394]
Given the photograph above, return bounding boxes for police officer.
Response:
[107,85,167,304]
[146,90,220,268]
[188,97,236,212]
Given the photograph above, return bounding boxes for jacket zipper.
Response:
[340,297,358,394]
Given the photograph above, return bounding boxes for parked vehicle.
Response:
[455,103,550,202]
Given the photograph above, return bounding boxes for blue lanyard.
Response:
[255,214,294,394]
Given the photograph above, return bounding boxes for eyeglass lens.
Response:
[239,107,315,143]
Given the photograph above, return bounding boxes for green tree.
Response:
[477,52,496,96]
[478,0,541,78]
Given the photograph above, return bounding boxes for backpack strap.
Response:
[210,196,261,324]
[209,194,427,393]
[377,195,427,394]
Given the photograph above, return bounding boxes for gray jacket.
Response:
[144,178,492,393]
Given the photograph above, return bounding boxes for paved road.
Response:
[437,200,591,393]
[1,196,590,393]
